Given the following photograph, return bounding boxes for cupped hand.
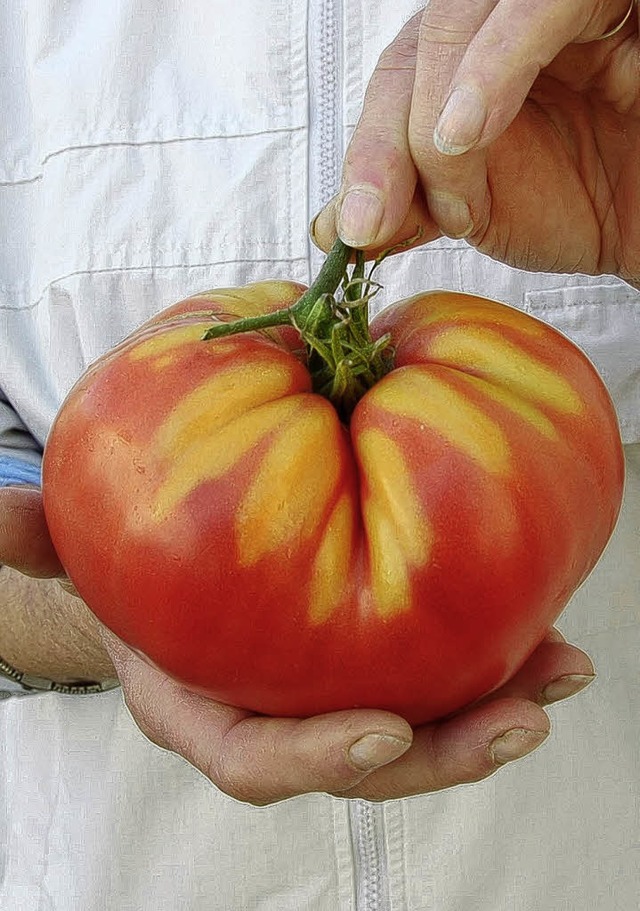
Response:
[102,627,594,805]
[313,0,640,282]
[0,485,596,806]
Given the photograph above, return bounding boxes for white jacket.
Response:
[1,2,639,909]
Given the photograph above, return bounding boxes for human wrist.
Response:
[0,566,118,689]
[0,652,119,694]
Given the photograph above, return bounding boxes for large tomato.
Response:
[42,258,624,725]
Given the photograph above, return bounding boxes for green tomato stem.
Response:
[202,239,351,340]
[290,239,353,325]
[202,237,394,421]
[201,306,295,340]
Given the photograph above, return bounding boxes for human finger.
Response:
[344,695,551,801]
[331,12,422,249]
[425,0,633,156]
[103,630,414,806]
[487,630,596,706]
[0,486,64,577]
[466,629,595,713]
[343,629,596,800]
[409,0,634,238]
[310,188,436,258]
[406,0,498,239]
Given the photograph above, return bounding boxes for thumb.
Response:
[332,13,421,250]
[0,486,64,577]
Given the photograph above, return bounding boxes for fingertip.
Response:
[541,673,596,706]
[296,710,413,790]
[336,186,386,248]
[489,727,550,765]
[438,697,551,778]
[347,731,413,773]
[425,190,474,239]
[309,197,338,252]
[440,695,551,751]
[312,189,392,253]
[433,85,487,157]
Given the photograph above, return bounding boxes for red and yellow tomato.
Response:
[42,280,624,724]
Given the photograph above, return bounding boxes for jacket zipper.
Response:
[307,0,344,276]
[308,4,392,908]
[349,800,392,911]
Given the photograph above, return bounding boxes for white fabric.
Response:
[1,1,639,908]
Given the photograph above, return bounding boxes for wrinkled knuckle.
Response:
[378,37,417,69]
[420,18,472,47]
[376,12,420,66]
[467,206,492,249]
[210,754,267,806]
[345,135,406,181]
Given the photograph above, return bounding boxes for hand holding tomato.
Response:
[312,0,640,283]
[105,624,595,804]
[0,484,597,804]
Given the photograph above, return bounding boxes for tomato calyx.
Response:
[202,239,395,422]
[296,248,395,422]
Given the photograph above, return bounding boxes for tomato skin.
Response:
[42,281,625,725]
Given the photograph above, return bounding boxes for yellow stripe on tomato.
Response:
[154,359,300,461]
[429,326,584,414]
[428,294,546,335]
[129,323,229,363]
[385,292,547,346]
[357,429,433,619]
[368,368,511,477]
[308,494,354,625]
[453,371,559,440]
[235,398,342,567]
[151,395,307,524]
[192,281,304,316]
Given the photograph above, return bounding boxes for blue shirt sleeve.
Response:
[0,455,42,488]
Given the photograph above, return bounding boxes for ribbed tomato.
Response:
[42,265,624,725]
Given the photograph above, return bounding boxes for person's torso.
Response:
[1,4,639,910]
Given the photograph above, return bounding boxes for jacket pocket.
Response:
[525,284,640,445]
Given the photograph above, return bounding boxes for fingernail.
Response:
[490,728,549,765]
[309,201,338,252]
[542,674,596,705]
[348,733,411,772]
[309,211,320,242]
[338,188,384,247]
[434,86,487,156]
[426,190,473,238]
